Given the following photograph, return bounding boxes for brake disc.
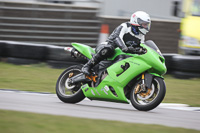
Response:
[137,84,155,100]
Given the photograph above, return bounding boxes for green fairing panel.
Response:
[107,57,151,86]
[71,43,95,59]
[81,75,129,103]
[141,44,167,75]
[107,44,166,85]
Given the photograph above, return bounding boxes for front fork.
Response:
[141,73,146,91]
[137,73,154,91]
[135,73,154,95]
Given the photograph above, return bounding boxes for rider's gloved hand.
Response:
[122,47,129,53]
[124,47,146,54]
[135,47,147,54]
[122,47,135,53]
[134,47,143,54]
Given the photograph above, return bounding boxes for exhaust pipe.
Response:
[64,47,87,59]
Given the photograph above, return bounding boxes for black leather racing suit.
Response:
[96,22,145,59]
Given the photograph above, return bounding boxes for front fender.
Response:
[144,73,164,89]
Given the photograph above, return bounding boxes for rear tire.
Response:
[56,65,85,103]
[130,77,166,111]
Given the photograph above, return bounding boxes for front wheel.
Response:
[56,65,85,103]
[130,77,166,111]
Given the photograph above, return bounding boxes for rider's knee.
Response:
[96,44,114,58]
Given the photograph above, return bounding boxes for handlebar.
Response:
[127,47,147,54]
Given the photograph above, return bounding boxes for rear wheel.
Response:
[56,65,85,103]
[130,77,166,111]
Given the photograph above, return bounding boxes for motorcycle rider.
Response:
[82,11,151,75]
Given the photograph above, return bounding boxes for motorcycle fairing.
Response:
[81,56,152,103]
[73,42,167,103]
[81,75,129,103]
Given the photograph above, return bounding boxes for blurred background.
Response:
[0,0,181,52]
[0,0,200,78]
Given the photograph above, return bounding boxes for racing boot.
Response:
[81,54,102,75]
[82,44,114,75]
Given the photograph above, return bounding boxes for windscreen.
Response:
[145,40,163,57]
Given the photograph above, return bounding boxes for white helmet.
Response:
[130,11,151,35]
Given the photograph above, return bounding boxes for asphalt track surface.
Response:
[0,89,200,131]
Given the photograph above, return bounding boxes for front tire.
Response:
[130,77,166,111]
[56,65,85,103]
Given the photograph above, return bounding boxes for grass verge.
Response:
[0,110,199,133]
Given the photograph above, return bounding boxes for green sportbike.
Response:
[56,40,167,111]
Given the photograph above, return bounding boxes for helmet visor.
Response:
[137,18,151,31]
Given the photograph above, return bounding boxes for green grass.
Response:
[0,62,200,106]
[0,110,199,133]
[163,75,200,106]
[0,62,63,93]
